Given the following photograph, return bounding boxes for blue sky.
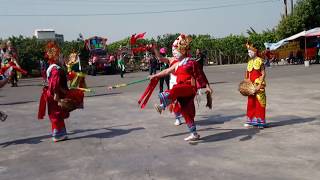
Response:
[0,0,297,42]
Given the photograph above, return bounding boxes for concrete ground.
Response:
[0,63,320,180]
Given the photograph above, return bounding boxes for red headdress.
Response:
[44,41,60,64]
[130,32,146,46]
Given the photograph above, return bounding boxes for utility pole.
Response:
[283,0,288,17]
[291,0,294,14]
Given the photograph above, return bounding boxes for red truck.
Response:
[85,36,116,75]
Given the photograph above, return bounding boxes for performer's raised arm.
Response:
[149,63,177,80]
[153,45,170,64]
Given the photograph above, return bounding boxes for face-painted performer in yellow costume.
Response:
[244,43,267,129]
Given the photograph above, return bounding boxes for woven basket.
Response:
[239,80,255,96]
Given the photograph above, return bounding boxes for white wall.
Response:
[35,31,55,40]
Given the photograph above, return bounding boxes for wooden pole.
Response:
[284,0,288,17]
[305,36,307,61]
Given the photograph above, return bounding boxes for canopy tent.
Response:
[264,27,320,50]
[305,27,320,37]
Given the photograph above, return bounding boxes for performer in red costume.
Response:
[153,47,183,126]
[38,42,84,142]
[150,34,213,141]
[244,43,267,129]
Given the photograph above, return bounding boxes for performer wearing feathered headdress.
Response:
[1,41,23,87]
[244,42,267,128]
[149,34,213,141]
[38,41,84,142]
[66,52,87,90]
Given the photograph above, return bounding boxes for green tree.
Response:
[107,37,130,54]
[9,36,45,75]
[277,0,320,39]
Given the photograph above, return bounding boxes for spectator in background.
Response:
[316,36,320,64]
[264,47,271,67]
[296,50,304,64]
[195,48,206,70]
[148,52,158,75]
[117,53,126,78]
[158,48,170,93]
[288,51,294,64]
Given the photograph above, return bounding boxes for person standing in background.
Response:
[195,48,206,70]
[117,53,126,78]
[316,36,320,64]
[158,48,170,93]
[149,52,158,75]
[264,47,272,67]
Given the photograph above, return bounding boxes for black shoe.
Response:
[0,112,8,122]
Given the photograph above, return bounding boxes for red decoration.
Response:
[45,41,60,64]
[0,63,27,76]
[130,32,146,45]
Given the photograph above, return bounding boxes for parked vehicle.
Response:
[85,36,116,75]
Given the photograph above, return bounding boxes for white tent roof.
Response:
[264,27,320,50]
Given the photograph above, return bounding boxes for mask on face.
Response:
[172,49,183,59]
[248,50,256,58]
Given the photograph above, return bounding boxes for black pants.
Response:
[0,111,8,121]
[91,65,96,76]
[11,70,18,87]
[159,75,170,93]
[149,67,156,75]
[120,70,125,78]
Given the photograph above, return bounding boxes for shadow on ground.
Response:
[197,114,245,126]
[162,115,319,145]
[161,114,243,139]
[0,124,144,148]
[0,100,36,106]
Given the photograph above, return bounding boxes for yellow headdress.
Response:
[172,34,192,55]
[246,42,258,52]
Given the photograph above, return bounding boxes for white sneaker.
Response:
[184,133,200,141]
[174,119,182,126]
[52,135,68,143]
[243,123,253,128]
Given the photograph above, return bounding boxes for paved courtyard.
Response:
[0,64,320,180]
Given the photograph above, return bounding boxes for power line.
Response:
[0,0,279,17]
[2,0,262,6]
[8,0,239,3]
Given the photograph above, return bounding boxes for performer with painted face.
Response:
[149,34,213,141]
[38,42,84,142]
[244,43,267,128]
[66,52,88,90]
[153,47,183,126]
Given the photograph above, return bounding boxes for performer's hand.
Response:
[255,85,261,93]
[244,78,250,82]
[148,75,156,80]
[53,93,60,101]
[205,85,213,95]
